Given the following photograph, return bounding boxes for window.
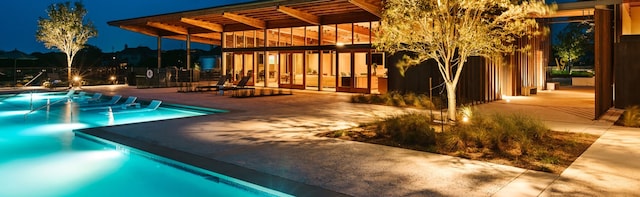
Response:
[292,26,306,46]
[224,32,234,48]
[321,25,336,45]
[235,32,244,48]
[353,22,370,44]
[267,29,278,47]
[306,26,319,46]
[245,30,255,48]
[337,23,353,45]
[279,28,292,46]
[256,30,265,47]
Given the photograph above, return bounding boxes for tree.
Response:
[36,1,97,87]
[375,0,553,121]
[553,22,594,71]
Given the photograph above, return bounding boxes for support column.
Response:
[157,36,162,69]
[186,32,192,83]
[318,25,322,91]
[595,7,614,119]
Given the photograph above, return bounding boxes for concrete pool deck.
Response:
[5,85,639,196]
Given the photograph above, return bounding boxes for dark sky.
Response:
[0,0,252,54]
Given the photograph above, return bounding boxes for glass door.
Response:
[291,52,305,88]
[337,52,352,92]
[278,52,305,89]
[279,53,291,88]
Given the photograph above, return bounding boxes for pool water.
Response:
[0,91,291,197]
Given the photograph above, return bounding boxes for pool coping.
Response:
[76,127,349,197]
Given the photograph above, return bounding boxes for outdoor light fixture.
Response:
[462,116,469,123]
[73,76,81,82]
[110,76,116,81]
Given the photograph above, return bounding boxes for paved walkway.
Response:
[14,85,639,196]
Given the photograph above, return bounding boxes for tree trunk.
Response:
[67,54,72,88]
[446,82,457,121]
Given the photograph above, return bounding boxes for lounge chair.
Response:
[218,76,254,95]
[80,96,137,111]
[77,95,122,107]
[76,93,102,103]
[71,91,86,100]
[103,100,162,115]
[63,89,76,98]
[196,74,229,92]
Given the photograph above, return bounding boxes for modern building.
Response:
[109,0,640,119]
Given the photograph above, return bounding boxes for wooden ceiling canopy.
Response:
[108,0,381,45]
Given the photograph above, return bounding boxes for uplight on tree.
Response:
[36,1,97,88]
[375,0,554,121]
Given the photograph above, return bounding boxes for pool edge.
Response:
[75,128,350,197]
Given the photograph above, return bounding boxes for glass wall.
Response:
[221,21,380,93]
[224,21,379,48]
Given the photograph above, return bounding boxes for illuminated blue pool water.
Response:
[0,91,292,197]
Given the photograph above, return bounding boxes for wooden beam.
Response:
[120,25,158,37]
[180,18,223,32]
[276,5,320,25]
[147,22,188,35]
[192,32,222,40]
[165,35,221,45]
[348,0,381,18]
[222,12,265,29]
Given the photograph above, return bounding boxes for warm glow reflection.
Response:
[73,76,81,82]
[336,42,344,47]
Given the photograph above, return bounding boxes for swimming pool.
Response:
[0,91,292,197]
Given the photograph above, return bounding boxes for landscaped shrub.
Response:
[377,113,436,146]
[442,112,548,158]
[620,105,640,127]
[391,92,407,107]
[351,92,435,109]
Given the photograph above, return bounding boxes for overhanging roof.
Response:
[108,0,381,45]
[541,0,624,18]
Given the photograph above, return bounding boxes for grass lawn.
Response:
[318,113,599,174]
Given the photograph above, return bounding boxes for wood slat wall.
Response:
[595,9,614,119]
[614,35,640,108]
[387,53,500,106]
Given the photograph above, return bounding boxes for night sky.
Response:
[1,0,575,54]
[0,0,252,54]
